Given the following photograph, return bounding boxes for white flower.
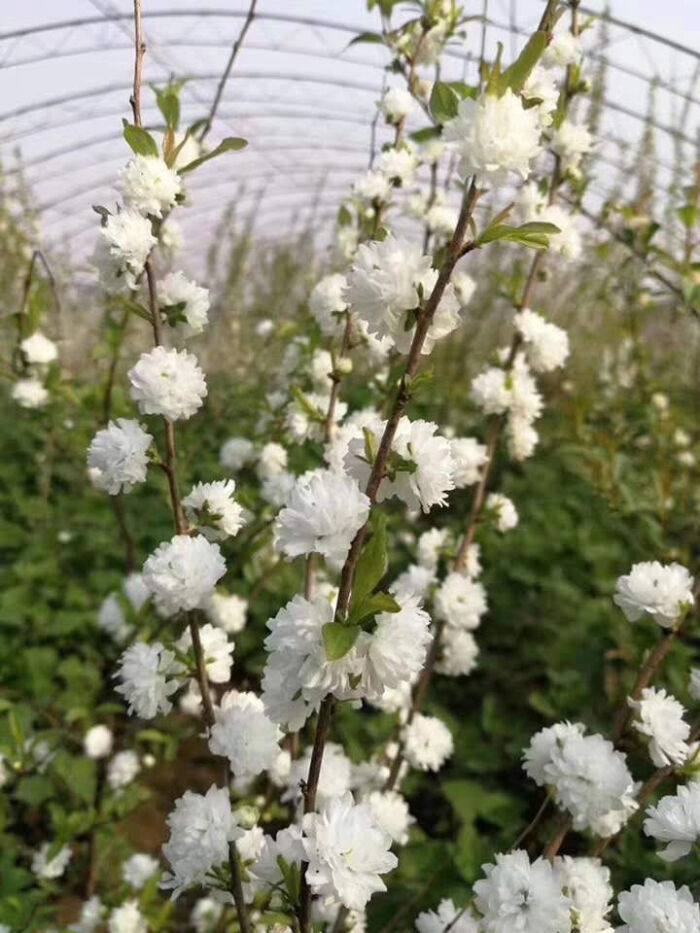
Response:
[262,471,296,508]
[453,271,477,306]
[143,535,226,616]
[436,628,479,677]
[20,331,58,366]
[107,750,140,790]
[115,641,182,718]
[69,897,105,933]
[402,713,453,771]
[284,742,353,808]
[161,784,243,898]
[613,561,694,628]
[617,878,700,933]
[473,849,571,933]
[274,470,370,570]
[108,900,147,933]
[550,119,593,176]
[486,492,518,532]
[366,790,414,845]
[177,623,233,684]
[536,204,582,260]
[523,724,639,837]
[507,416,539,461]
[629,687,691,767]
[32,842,72,879]
[514,309,570,373]
[123,573,149,611]
[345,417,455,513]
[417,527,451,570]
[118,154,181,217]
[158,270,210,336]
[160,216,183,253]
[303,792,398,910]
[98,594,132,643]
[122,853,159,889]
[390,564,436,602]
[416,898,479,933]
[471,367,511,415]
[183,480,245,541]
[450,437,488,487]
[309,274,348,337]
[87,419,152,495]
[258,442,288,479]
[542,30,582,68]
[220,437,255,471]
[363,594,432,698]
[353,169,392,203]
[262,598,364,730]
[555,856,614,933]
[98,209,156,289]
[435,572,487,630]
[522,65,560,126]
[249,825,305,889]
[205,591,247,634]
[377,146,417,185]
[379,87,414,123]
[443,89,542,183]
[509,354,544,422]
[128,346,207,421]
[643,783,700,862]
[345,236,461,354]
[191,897,224,933]
[208,691,281,781]
[12,377,49,409]
[83,724,113,759]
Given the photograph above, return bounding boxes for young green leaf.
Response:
[322,622,361,661]
[123,122,160,158]
[429,82,460,124]
[178,136,248,174]
[351,514,389,607]
[348,591,401,626]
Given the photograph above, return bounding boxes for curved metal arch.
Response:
[2,6,698,75]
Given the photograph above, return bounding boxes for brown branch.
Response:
[128,4,248,929]
[198,0,258,143]
[297,181,481,932]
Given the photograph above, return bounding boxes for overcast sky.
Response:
[1,1,698,262]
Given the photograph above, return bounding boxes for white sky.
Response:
[1,1,698,264]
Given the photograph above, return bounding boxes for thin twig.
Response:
[129,4,249,928]
[198,0,258,143]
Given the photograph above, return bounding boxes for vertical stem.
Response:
[128,5,249,930]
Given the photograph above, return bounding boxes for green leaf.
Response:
[476,221,559,249]
[15,775,55,807]
[429,81,460,124]
[178,136,248,174]
[409,126,441,144]
[347,31,384,48]
[445,81,477,100]
[349,590,401,626]
[109,295,153,324]
[677,204,697,230]
[337,204,353,228]
[291,386,325,423]
[154,87,180,130]
[277,855,301,905]
[500,30,549,93]
[122,122,160,158]
[322,622,361,661]
[352,514,389,606]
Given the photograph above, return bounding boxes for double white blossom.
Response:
[613,561,694,628]
[302,792,398,910]
[87,419,153,495]
[128,346,207,421]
